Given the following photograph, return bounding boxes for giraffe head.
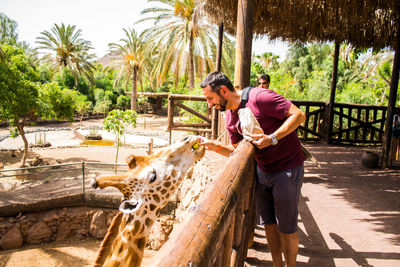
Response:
[91,136,205,266]
[90,135,205,219]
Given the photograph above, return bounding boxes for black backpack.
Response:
[240,86,254,108]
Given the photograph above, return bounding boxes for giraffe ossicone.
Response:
[91,135,205,267]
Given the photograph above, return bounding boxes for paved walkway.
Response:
[245,144,400,267]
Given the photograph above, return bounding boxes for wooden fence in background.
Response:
[291,101,397,145]
[167,94,212,135]
[164,95,395,145]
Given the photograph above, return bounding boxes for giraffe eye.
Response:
[148,170,157,183]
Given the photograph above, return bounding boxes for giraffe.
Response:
[90,136,205,267]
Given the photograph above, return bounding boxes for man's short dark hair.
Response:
[259,74,270,83]
[200,71,235,93]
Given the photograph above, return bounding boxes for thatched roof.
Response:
[200,0,399,50]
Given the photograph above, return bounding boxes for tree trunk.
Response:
[324,42,340,144]
[131,66,138,111]
[188,33,194,90]
[16,118,28,167]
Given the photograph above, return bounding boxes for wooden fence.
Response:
[292,100,326,142]
[291,101,398,145]
[151,140,256,266]
[167,94,213,135]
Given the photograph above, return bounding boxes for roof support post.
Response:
[233,0,255,89]
[211,23,224,140]
[382,36,400,168]
[324,42,340,143]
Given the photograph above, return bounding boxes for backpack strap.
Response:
[240,87,253,108]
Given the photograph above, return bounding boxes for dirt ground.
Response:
[1,115,400,267]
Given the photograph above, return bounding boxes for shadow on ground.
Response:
[245,143,400,266]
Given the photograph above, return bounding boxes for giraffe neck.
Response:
[100,212,155,267]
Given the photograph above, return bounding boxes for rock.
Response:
[0,227,23,249]
[90,210,108,239]
[147,221,168,250]
[56,221,72,241]
[28,156,44,167]
[26,222,52,244]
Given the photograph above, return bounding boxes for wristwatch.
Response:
[269,134,278,146]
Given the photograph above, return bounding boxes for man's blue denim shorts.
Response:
[255,164,304,234]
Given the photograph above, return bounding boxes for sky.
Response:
[1,0,290,60]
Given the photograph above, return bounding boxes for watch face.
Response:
[270,135,278,145]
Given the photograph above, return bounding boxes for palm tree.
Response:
[138,0,235,90]
[108,28,151,111]
[35,23,95,84]
[256,52,280,71]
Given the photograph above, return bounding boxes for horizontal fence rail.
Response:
[151,140,256,267]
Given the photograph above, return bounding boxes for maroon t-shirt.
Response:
[226,87,304,173]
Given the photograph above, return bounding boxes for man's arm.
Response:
[199,138,237,157]
[249,103,306,149]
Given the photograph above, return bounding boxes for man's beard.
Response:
[214,94,227,111]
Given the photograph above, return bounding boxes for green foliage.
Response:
[75,94,93,115]
[35,23,95,85]
[0,44,39,123]
[180,87,208,123]
[138,0,235,89]
[76,77,91,97]
[270,69,305,100]
[116,95,131,110]
[103,109,137,163]
[54,68,76,89]
[94,69,114,90]
[94,88,106,103]
[0,13,18,45]
[104,109,137,136]
[94,99,112,114]
[105,90,117,105]
[108,28,150,111]
[336,82,376,105]
[37,82,77,121]
[303,69,331,101]
[36,63,53,83]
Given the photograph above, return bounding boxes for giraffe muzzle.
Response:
[90,178,98,189]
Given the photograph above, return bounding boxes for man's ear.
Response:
[220,85,229,97]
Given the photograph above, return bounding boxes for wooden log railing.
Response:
[151,140,256,267]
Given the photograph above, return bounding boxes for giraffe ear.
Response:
[126,155,147,169]
[126,155,136,169]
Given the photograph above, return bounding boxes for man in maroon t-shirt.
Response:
[199,71,306,267]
